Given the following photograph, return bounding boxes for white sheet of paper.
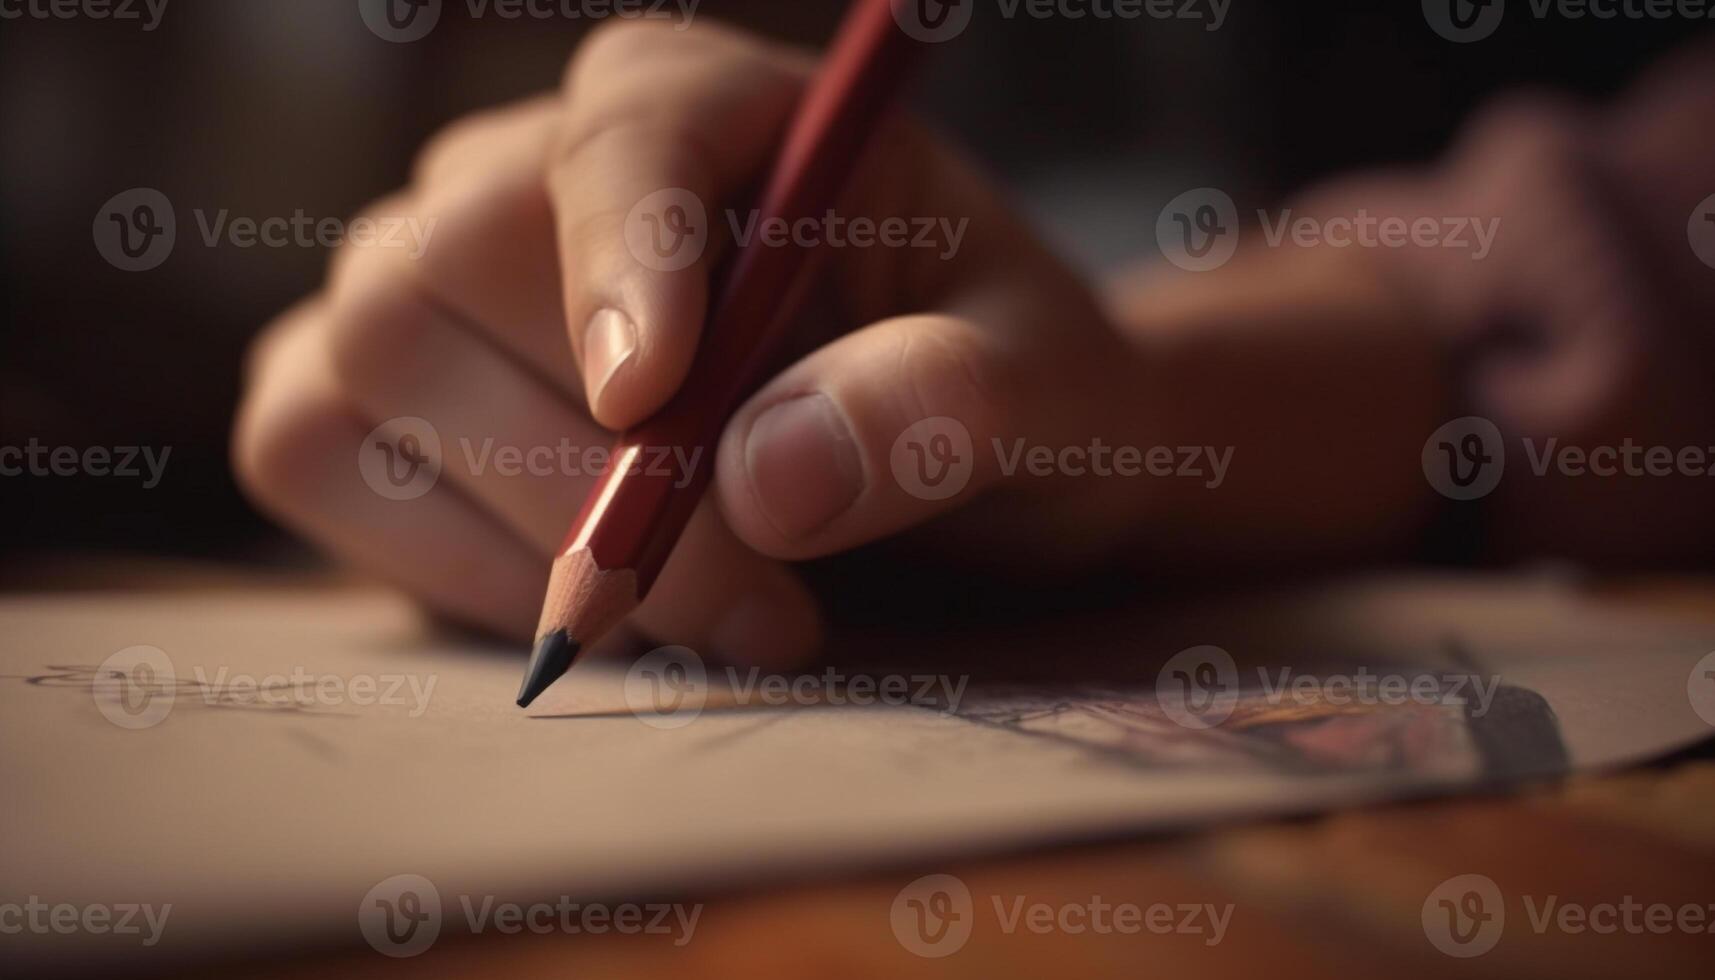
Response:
[3,575,1711,972]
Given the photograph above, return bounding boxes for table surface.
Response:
[281,756,1715,980]
[11,561,1714,979]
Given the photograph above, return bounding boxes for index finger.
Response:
[548,21,809,429]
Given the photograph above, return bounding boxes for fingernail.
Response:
[744,393,864,539]
[583,308,637,417]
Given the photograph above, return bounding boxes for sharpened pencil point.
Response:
[517,630,578,708]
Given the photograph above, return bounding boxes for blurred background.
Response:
[0,0,1704,569]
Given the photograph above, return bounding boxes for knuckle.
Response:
[895,322,1014,439]
[324,238,431,394]
[239,307,302,389]
[1448,92,1587,191]
[411,96,561,189]
[565,19,677,91]
[556,200,632,284]
[231,306,350,516]
[326,194,418,282]
[411,111,497,186]
[232,385,346,519]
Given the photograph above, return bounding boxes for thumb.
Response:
[713,310,1080,561]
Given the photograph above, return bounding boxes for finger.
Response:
[326,222,603,553]
[233,301,546,639]
[411,94,560,190]
[715,311,1049,561]
[629,500,822,669]
[324,241,820,666]
[332,100,580,398]
[547,20,808,428]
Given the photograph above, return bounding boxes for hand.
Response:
[233,20,1444,667]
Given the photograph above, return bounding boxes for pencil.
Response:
[518,0,920,707]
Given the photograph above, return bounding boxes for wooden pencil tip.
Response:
[517,630,577,708]
[519,549,640,706]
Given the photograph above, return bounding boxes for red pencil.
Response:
[518,0,920,706]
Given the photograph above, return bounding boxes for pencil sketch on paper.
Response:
[934,674,1566,781]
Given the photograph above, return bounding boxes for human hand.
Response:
[233,20,1446,666]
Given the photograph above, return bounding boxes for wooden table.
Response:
[245,755,1712,979]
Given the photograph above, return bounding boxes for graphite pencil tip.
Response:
[517,630,578,708]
